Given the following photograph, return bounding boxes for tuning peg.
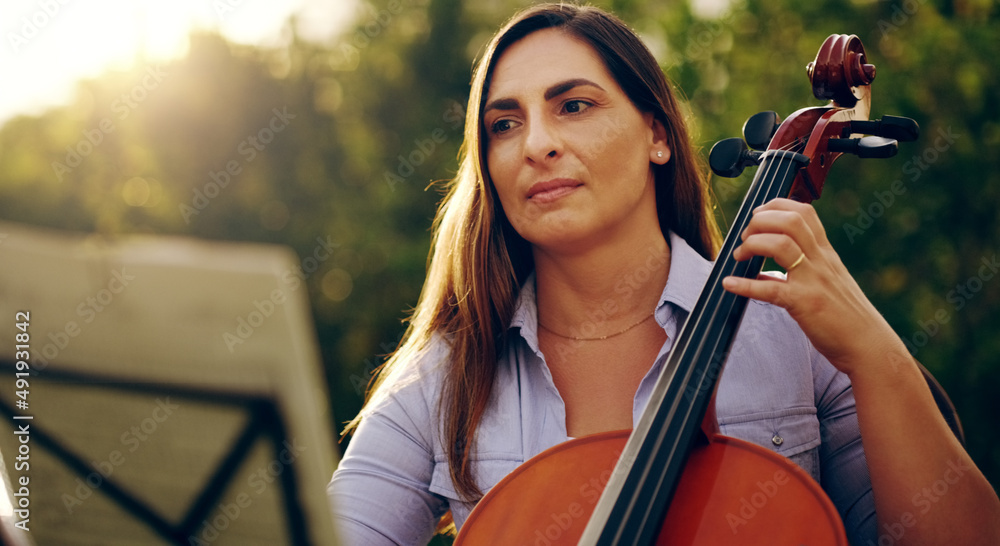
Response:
[827,135,898,158]
[847,115,919,142]
[743,111,781,151]
[709,137,763,178]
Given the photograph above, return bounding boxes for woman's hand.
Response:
[722,199,1000,545]
[721,198,906,377]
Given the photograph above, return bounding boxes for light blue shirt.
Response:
[328,232,876,545]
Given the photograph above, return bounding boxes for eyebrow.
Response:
[544,78,605,101]
[483,78,607,114]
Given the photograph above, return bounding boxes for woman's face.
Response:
[483,28,669,254]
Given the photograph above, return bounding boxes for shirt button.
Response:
[771,434,784,446]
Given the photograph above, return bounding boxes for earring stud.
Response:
[656,151,663,158]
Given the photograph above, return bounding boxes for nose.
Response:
[523,114,561,164]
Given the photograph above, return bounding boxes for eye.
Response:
[490,118,518,135]
[562,99,592,114]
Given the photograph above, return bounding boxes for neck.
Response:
[533,230,670,340]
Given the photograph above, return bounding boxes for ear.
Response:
[644,112,671,164]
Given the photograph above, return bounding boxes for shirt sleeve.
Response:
[812,349,878,545]
[327,381,447,545]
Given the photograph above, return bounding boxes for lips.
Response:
[526,178,583,203]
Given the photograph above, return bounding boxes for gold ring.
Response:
[787,253,806,272]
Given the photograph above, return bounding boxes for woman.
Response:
[328,4,1000,544]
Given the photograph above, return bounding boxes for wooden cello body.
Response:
[455,34,917,545]
[457,431,846,544]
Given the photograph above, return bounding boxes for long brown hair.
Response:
[346,3,722,502]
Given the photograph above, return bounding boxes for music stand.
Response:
[0,221,341,545]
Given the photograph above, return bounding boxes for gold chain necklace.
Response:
[539,312,655,341]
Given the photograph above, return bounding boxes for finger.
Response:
[743,209,816,257]
[732,232,805,271]
[752,199,829,246]
[721,274,793,309]
[784,252,806,272]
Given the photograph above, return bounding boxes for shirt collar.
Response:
[658,230,713,314]
[509,271,541,355]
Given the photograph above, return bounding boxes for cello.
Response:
[455,34,919,544]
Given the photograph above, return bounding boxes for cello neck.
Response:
[578,148,810,545]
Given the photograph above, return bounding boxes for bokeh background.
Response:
[1,0,997,535]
